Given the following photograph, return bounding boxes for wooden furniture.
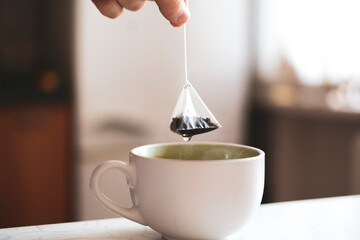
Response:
[0,103,72,228]
[249,105,360,203]
[0,0,74,227]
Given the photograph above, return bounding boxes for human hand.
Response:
[92,0,189,27]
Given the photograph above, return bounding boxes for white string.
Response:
[184,24,189,85]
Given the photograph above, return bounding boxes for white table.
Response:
[1,195,359,240]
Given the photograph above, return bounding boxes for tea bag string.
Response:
[184,24,190,87]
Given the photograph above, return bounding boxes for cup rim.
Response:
[130,141,265,163]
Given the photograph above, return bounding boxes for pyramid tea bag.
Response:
[170,24,221,141]
[170,80,221,141]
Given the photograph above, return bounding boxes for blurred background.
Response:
[1,0,359,228]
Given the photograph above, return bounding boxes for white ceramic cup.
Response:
[90,142,265,240]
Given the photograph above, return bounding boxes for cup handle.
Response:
[90,160,146,225]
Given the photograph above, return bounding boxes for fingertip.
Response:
[171,9,190,27]
[117,0,146,12]
[106,9,123,19]
[155,0,190,27]
[92,0,123,19]
[177,10,190,26]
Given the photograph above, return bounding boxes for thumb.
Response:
[154,0,190,27]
